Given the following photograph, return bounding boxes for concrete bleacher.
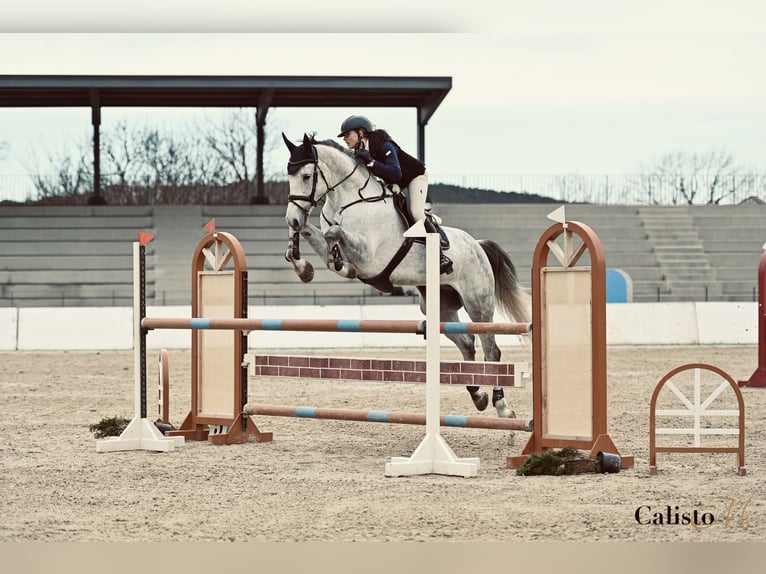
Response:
[630,205,765,301]
[199,205,393,306]
[0,206,155,307]
[691,206,765,301]
[98,204,391,307]
[435,203,669,301]
[441,203,764,302]
[0,203,763,307]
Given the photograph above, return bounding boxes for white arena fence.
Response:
[0,301,756,351]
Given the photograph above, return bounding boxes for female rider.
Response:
[337,114,452,274]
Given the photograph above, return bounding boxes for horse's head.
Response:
[283,132,367,231]
[283,132,324,231]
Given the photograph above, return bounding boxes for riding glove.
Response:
[354,149,373,165]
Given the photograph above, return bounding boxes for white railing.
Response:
[1,173,765,205]
[430,173,766,206]
[0,175,39,203]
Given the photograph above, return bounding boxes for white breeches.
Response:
[406,173,428,221]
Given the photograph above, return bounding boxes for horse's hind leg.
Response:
[473,334,514,417]
[463,290,516,418]
[419,286,488,412]
[444,328,489,411]
[443,308,492,411]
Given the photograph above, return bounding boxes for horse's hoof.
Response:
[492,388,515,418]
[494,399,516,419]
[298,270,314,283]
[470,391,489,411]
[296,262,314,283]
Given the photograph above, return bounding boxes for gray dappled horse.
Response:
[282,133,530,417]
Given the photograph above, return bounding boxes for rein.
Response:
[287,155,392,227]
[288,159,380,222]
[320,177,394,226]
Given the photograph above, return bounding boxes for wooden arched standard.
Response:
[167,231,272,445]
[650,363,745,475]
[507,221,633,469]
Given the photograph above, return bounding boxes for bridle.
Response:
[286,148,390,230]
[287,159,356,223]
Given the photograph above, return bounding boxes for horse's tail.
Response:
[479,239,531,324]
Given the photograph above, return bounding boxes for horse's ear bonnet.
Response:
[284,133,317,175]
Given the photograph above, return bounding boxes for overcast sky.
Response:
[1,1,765,182]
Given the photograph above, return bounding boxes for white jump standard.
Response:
[95,238,184,453]
[385,225,479,476]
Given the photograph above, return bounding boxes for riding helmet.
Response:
[338,115,373,137]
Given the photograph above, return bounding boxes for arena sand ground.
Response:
[0,345,763,543]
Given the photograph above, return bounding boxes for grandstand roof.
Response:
[0,74,451,123]
[0,74,452,203]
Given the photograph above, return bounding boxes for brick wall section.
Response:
[251,354,518,387]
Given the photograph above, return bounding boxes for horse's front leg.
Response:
[285,223,327,283]
[323,225,372,279]
[300,221,331,260]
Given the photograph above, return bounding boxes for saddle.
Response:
[392,193,450,250]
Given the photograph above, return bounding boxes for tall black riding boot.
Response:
[423,217,453,275]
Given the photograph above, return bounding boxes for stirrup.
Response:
[440,254,453,275]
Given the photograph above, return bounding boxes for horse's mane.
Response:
[314,137,352,155]
[311,136,361,172]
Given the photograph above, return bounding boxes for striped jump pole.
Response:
[142,317,531,336]
[244,404,533,431]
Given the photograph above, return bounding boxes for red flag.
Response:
[138,231,155,246]
[203,218,216,233]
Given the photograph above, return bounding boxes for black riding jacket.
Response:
[366,130,426,188]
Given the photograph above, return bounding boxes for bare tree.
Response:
[640,148,749,205]
[21,110,286,204]
[202,109,255,184]
[24,139,92,200]
[199,108,284,183]
[102,121,139,187]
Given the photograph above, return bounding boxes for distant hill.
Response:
[429,184,560,204]
[10,181,562,206]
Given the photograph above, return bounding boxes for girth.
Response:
[357,237,415,293]
[355,193,450,292]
